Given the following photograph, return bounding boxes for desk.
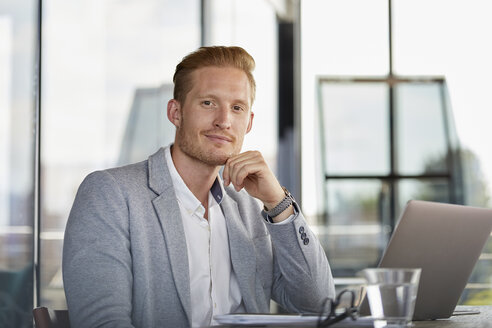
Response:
[215,306,492,327]
[411,306,492,328]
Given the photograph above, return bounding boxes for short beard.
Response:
[176,126,235,166]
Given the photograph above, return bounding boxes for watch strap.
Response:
[264,187,294,218]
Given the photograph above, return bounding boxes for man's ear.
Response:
[167,99,181,127]
[246,111,254,134]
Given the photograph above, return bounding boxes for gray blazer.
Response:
[63,148,335,328]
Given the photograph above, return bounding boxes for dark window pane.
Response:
[396,83,448,175]
[319,83,390,175]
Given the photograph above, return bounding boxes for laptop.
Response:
[359,200,492,320]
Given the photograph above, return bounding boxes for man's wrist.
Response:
[262,187,287,211]
[270,204,295,223]
[264,187,295,219]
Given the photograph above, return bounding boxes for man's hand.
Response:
[222,151,294,222]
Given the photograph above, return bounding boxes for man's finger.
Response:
[227,154,261,188]
[233,162,262,189]
[228,158,250,186]
[224,151,257,186]
[223,161,230,186]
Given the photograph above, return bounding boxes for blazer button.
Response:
[301,232,307,240]
[303,238,310,245]
[299,226,305,234]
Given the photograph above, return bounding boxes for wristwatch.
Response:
[264,186,295,218]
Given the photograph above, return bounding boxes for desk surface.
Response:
[216,306,492,327]
[412,306,492,328]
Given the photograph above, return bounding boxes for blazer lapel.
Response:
[148,148,192,324]
[221,195,259,313]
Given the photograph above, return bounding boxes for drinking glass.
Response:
[361,268,421,328]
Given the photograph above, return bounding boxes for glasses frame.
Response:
[317,289,358,327]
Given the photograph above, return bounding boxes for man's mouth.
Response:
[204,134,233,143]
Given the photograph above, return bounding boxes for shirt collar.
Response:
[210,176,225,205]
[164,145,225,215]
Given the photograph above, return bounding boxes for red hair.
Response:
[173,46,256,105]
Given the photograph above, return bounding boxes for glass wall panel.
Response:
[0,1,37,326]
[395,83,448,175]
[321,180,391,275]
[319,83,390,175]
[463,242,492,304]
[40,0,200,308]
[306,1,492,305]
[397,179,451,216]
[301,0,390,218]
[206,0,278,170]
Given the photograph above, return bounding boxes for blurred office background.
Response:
[1,0,492,326]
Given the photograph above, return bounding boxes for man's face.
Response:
[168,66,254,166]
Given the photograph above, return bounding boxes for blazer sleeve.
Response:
[62,170,135,328]
[263,204,336,313]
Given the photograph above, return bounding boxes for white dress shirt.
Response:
[164,146,244,327]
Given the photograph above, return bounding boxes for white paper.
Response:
[213,314,375,327]
[214,314,319,326]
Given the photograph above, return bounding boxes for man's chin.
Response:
[206,154,230,166]
[197,151,232,166]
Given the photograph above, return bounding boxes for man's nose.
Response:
[214,107,231,129]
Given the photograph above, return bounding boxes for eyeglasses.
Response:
[317,289,359,327]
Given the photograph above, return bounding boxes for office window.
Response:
[395,83,449,175]
[0,0,37,326]
[39,0,279,311]
[303,0,492,304]
[321,179,389,274]
[317,77,461,276]
[40,0,200,308]
[204,0,278,170]
[319,82,390,176]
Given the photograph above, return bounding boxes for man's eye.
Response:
[203,100,212,106]
[233,105,244,111]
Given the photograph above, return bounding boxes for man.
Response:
[63,46,335,328]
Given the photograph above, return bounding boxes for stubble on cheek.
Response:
[175,112,246,166]
[176,130,235,166]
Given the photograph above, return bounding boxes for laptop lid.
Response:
[359,200,492,320]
